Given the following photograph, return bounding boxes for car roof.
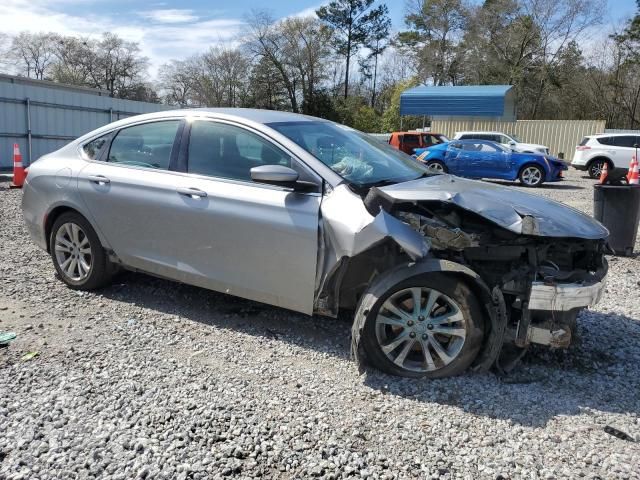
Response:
[592,132,639,137]
[456,131,506,135]
[393,131,443,135]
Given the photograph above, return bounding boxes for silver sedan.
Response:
[22,109,609,378]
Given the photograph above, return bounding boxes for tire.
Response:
[360,273,485,378]
[49,212,113,290]
[425,159,448,174]
[519,164,545,187]
[587,159,609,179]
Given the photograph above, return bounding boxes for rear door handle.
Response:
[177,187,207,198]
[87,175,110,184]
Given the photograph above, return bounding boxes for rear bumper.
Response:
[528,276,607,311]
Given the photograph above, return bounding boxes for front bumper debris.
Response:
[527,277,607,311]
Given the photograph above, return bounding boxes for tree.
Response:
[9,32,58,79]
[158,59,195,106]
[381,78,422,132]
[245,10,301,112]
[316,0,389,98]
[398,0,468,86]
[281,16,334,114]
[362,3,391,108]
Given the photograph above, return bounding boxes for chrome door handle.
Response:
[177,187,207,198]
[87,175,110,184]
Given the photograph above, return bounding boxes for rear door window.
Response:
[402,135,420,147]
[613,136,637,148]
[108,121,180,169]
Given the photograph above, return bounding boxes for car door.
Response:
[462,141,511,178]
[77,119,189,278]
[164,119,322,314]
[613,135,638,168]
[443,142,465,175]
[401,134,421,155]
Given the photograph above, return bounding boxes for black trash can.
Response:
[593,184,640,256]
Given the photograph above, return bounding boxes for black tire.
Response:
[587,158,609,179]
[49,212,113,290]
[360,273,485,378]
[425,159,448,174]
[518,164,545,187]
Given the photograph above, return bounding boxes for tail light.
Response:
[576,146,591,151]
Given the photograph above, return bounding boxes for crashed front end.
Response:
[317,174,608,371]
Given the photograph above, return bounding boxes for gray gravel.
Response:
[1,169,639,480]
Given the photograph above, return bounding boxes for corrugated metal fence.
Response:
[0,74,169,169]
[430,119,606,157]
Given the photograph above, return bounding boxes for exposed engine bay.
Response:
[316,175,609,372]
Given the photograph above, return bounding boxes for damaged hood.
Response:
[373,175,609,239]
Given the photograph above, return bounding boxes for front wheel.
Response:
[360,274,484,378]
[519,164,545,187]
[49,212,113,290]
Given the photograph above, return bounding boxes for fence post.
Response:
[109,108,113,123]
[26,97,32,166]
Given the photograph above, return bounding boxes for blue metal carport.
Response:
[400,85,515,121]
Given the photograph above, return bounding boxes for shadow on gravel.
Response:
[98,271,353,357]
[363,311,640,427]
[98,271,639,428]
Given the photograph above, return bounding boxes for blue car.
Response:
[414,139,568,187]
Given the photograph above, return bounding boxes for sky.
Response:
[2,0,638,78]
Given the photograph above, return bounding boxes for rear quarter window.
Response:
[578,137,590,146]
[82,135,110,160]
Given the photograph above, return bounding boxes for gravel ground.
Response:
[1,169,639,480]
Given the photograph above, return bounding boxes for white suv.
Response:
[571,133,639,178]
[453,131,549,154]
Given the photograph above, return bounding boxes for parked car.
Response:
[389,131,449,155]
[414,140,567,187]
[571,133,639,178]
[453,131,549,155]
[22,109,608,379]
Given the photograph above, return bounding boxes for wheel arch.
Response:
[44,204,110,253]
[350,258,504,373]
[586,156,613,170]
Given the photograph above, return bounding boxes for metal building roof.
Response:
[400,85,514,118]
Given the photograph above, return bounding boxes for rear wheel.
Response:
[425,159,447,174]
[360,274,484,378]
[519,164,545,187]
[49,212,113,290]
[588,159,608,178]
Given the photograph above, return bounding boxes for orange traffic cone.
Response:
[628,155,638,182]
[599,161,609,184]
[9,144,26,189]
[629,158,639,185]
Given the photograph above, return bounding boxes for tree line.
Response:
[2,0,640,130]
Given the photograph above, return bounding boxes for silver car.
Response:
[22,109,609,378]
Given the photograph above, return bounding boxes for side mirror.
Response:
[250,165,317,192]
[508,140,517,146]
[251,165,299,187]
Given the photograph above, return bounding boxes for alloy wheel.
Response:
[589,161,604,178]
[375,287,467,373]
[426,162,445,174]
[521,166,543,186]
[54,222,93,282]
